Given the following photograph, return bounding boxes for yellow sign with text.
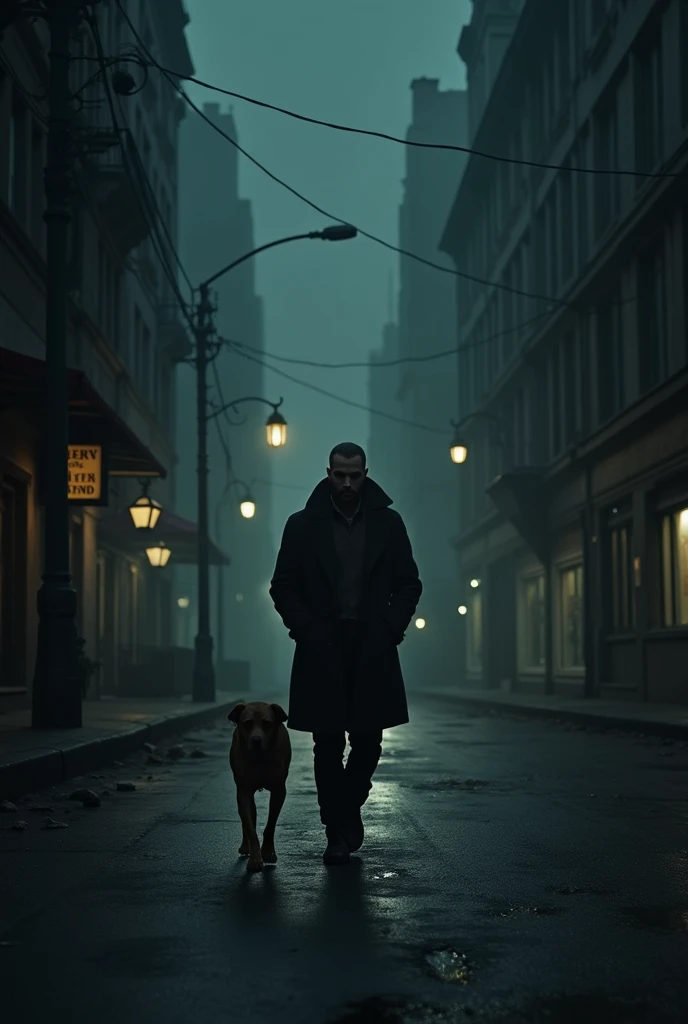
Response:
[68,445,103,502]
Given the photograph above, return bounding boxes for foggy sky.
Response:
[183,0,470,537]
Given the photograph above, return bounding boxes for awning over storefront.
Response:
[0,347,166,478]
[98,507,231,567]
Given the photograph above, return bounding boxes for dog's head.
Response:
[227,701,288,754]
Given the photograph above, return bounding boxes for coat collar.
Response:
[305,478,393,591]
[304,476,393,519]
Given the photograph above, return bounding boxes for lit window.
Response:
[467,591,482,671]
[661,508,688,626]
[559,564,584,669]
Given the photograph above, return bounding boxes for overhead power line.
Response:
[101,53,685,181]
[112,1,576,310]
[226,342,446,436]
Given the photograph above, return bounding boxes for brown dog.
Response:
[228,701,291,872]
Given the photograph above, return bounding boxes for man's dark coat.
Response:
[269,477,422,733]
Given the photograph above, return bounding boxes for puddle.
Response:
[372,870,402,880]
[327,997,447,1023]
[549,884,611,897]
[412,779,490,792]
[424,949,471,984]
[619,906,688,934]
[487,904,562,918]
[465,993,681,1023]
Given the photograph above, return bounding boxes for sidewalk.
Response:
[425,687,688,740]
[0,694,243,799]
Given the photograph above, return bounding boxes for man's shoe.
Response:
[323,828,351,865]
[341,809,364,853]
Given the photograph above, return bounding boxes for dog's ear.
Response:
[270,703,288,724]
[227,703,246,724]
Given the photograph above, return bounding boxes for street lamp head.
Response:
[266,401,287,448]
[240,497,256,519]
[145,541,172,568]
[415,617,426,630]
[128,483,162,530]
[112,69,137,96]
[457,605,468,616]
[319,224,357,242]
[177,596,190,609]
[449,420,468,465]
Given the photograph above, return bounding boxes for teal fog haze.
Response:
[182,0,470,541]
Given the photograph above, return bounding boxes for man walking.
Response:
[270,442,422,865]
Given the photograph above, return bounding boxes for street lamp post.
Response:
[32,0,83,728]
[191,223,356,704]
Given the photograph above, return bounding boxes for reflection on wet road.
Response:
[3,692,688,1022]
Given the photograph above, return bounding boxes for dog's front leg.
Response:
[237,790,262,871]
[261,784,286,865]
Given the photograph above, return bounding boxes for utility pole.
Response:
[32,0,83,728]
[190,224,356,704]
[192,282,215,702]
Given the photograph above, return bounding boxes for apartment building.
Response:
[440,0,688,703]
[0,1,194,708]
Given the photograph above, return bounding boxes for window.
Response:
[8,98,27,222]
[634,38,663,174]
[574,133,590,270]
[559,563,584,669]
[637,242,668,391]
[520,573,545,670]
[661,507,688,627]
[30,123,44,247]
[549,344,561,458]
[141,323,151,397]
[593,96,620,238]
[562,333,577,446]
[467,589,482,672]
[559,165,573,284]
[608,516,634,633]
[596,287,623,422]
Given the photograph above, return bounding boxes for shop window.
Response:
[519,573,545,670]
[609,522,634,633]
[559,563,584,669]
[467,590,482,672]
[661,508,688,626]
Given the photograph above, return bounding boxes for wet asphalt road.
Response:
[2,692,688,1023]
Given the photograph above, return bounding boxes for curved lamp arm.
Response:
[207,396,284,423]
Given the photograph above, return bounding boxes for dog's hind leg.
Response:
[261,784,286,865]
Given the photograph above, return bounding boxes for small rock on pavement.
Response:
[116,781,137,792]
[147,754,163,765]
[42,818,68,830]
[0,800,17,813]
[143,742,157,754]
[69,788,101,808]
[8,820,28,832]
[113,761,124,767]
[190,749,207,758]
[167,745,185,760]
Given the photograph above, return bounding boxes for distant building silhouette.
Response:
[177,102,277,690]
[369,78,469,681]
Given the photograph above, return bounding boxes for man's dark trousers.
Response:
[312,620,383,828]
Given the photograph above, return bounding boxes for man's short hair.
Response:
[329,442,366,467]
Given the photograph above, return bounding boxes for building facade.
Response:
[177,102,277,692]
[395,78,468,678]
[441,0,688,703]
[0,1,193,709]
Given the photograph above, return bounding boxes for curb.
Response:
[425,691,688,741]
[0,700,235,800]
